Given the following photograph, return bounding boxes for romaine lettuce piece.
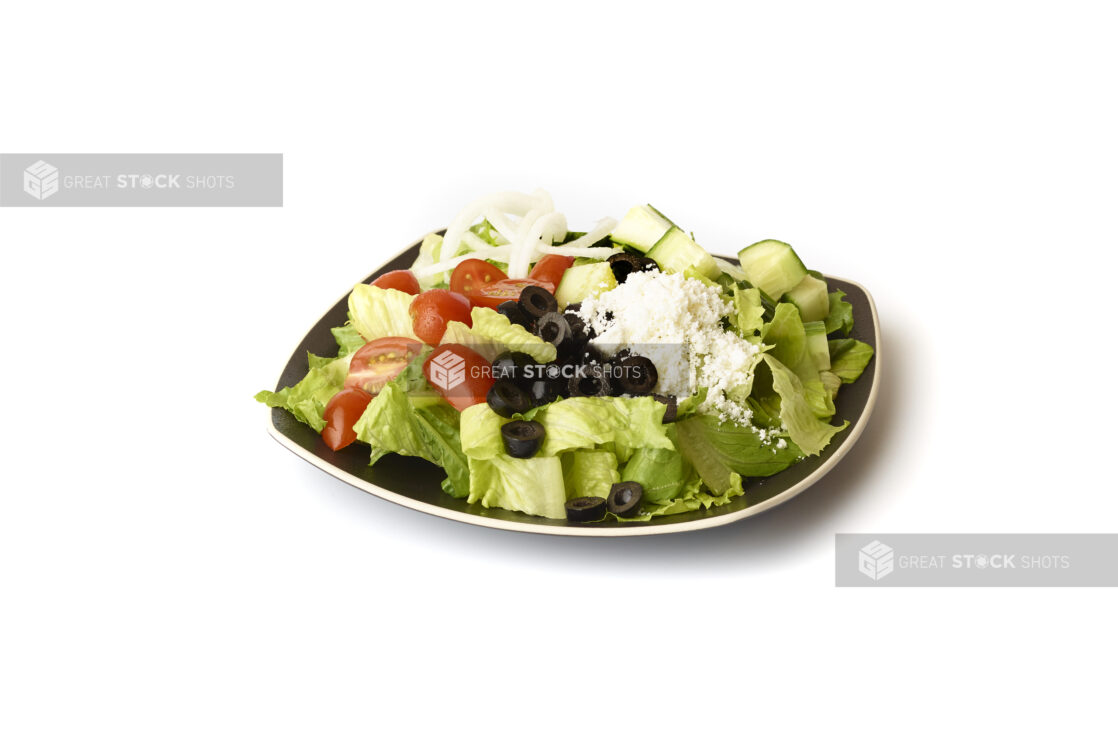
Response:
[828,339,875,383]
[730,286,765,341]
[620,435,692,503]
[352,360,470,498]
[467,455,567,519]
[562,450,620,501]
[762,355,848,455]
[675,413,803,494]
[254,351,351,433]
[529,396,674,457]
[331,320,368,356]
[348,284,419,342]
[469,307,556,363]
[823,290,854,336]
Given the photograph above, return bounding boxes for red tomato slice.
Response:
[422,343,494,411]
[370,270,421,295]
[409,289,472,346]
[450,259,507,295]
[345,337,422,394]
[466,278,554,310]
[322,387,374,450]
[528,254,574,289]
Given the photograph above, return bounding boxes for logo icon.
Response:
[24,160,59,200]
[427,349,466,391]
[859,540,895,581]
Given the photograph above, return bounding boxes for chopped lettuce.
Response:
[763,302,833,419]
[468,455,567,519]
[823,290,854,336]
[529,396,673,457]
[331,319,368,356]
[730,286,766,341]
[675,413,803,495]
[829,339,875,383]
[443,307,557,363]
[762,355,848,455]
[562,450,620,501]
[348,284,419,342]
[621,431,693,503]
[352,354,470,498]
[255,352,351,433]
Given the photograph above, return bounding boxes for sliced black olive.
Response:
[527,377,559,406]
[607,481,644,518]
[615,355,658,395]
[564,301,582,316]
[492,351,535,388]
[651,393,677,423]
[501,420,545,458]
[566,343,605,367]
[567,363,611,397]
[608,252,644,283]
[564,314,588,345]
[519,285,558,319]
[487,380,532,417]
[566,496,607,522]
[498,300,534,330]
[536,312,573,353]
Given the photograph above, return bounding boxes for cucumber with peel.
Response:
[647,227,721,280]
[784,274,830,323]
[610,205,674,253]
[555,261,617,308]
[737,239,808,299]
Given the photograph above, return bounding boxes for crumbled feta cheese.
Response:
[576,270,761,427]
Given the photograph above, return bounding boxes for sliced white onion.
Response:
[509,211,567,278]
[549,217,617,252]
[538,245,622,258]
[483,208,519,245]
[442,191,539,259]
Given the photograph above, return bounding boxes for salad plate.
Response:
[263,233,880,537]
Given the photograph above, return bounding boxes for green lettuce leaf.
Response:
[348,284,419,342]
[467,455,567,519]
[562,450,620,501]
[470,307,557,363]
[730,286,765,341]
[459,403,507,460]
[352,357,470,498]
[620,429,693,504]
[529,396,674,457]
[823,290,854,336]
[331,319,367,356]
[829,339,875,383]
[675,413,803,495]
[763,303,833,419]
[255,352,351,433]
[763,355,848,456]
[410,233,449,290]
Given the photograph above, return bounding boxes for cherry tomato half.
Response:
[322,387,374,450]
[450,259,507,295]
[410,289,472,346]
[345,337,421,394]
[422,343,494,411]
[528,254,573,289]
[371,269,421,295]
[465,278,554,310]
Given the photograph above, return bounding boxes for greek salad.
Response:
[257,190,875,522]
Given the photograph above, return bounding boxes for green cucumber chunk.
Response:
[784,274,830,322]
[647,227,720,280]
[737,239,808,299]
[804,320,831,371]
[610,204,674,253]
[555,261,618,308]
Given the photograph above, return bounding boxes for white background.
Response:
[2,1,1115,739]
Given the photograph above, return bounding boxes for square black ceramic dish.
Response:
[264,234,881,536]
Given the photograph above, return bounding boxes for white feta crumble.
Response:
[576,270,762,428]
